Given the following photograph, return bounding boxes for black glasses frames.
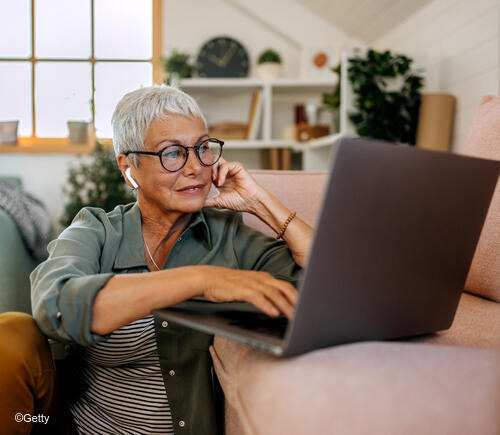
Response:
[124,138,224,172]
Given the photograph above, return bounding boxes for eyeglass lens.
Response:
[160,139,222,171]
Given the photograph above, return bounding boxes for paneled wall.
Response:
[374,0,500,153]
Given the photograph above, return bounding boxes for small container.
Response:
[256,62,281,80]
[67,121,89,144]
[0,120,19,144]
[294,104,308,126]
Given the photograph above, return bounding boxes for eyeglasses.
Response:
[124,138,224,172]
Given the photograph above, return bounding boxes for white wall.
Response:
[374,0,500,153]
[163,0,362,78]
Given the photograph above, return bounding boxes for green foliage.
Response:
[257,49,281,64]
[163,49,193,84]
[59,142,135,228]
[347,49,424,145]
[322,63,341,110]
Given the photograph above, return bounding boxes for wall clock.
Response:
[196,36,249,78]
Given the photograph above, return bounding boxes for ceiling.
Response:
[293,0,434,43]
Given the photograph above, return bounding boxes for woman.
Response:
[4,85,312,434]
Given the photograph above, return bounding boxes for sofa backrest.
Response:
[243,170,329,237]
[460,95,500,303]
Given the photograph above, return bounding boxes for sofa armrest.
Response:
[0,208,37,314]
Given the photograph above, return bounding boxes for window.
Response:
[0,0,162,145]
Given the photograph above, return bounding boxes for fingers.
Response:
[215,163,230,187]
[215,160,242,187]
[203,267,298,319]
[245,273,298,319]
[263,278,297,319]
[243,290,281,317]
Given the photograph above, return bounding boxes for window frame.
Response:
[0,0,163,151]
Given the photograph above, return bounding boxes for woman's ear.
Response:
[117,154,138,190]
[125,168,139,189]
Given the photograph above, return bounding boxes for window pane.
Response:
[35,62,92,137]
[0,62,32,136]
[0,0,31,57]
[94,0,152,59]
[35,0,91,59]
[94,62,152,137]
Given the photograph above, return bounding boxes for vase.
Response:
[256,62,281,80]
[0,120,19,144]
[67,121,89,144]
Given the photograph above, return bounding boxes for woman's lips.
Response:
[176,184,205,194]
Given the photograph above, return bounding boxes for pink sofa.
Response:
[209,96,500,435]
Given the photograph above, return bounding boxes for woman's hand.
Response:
[204,158,263,214]
[204,158,313,268]
[196,265,298,319]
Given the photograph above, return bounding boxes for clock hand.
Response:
[208,54,224,67]
[220,44,237,68]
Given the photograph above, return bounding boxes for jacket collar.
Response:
[113,202,212,270]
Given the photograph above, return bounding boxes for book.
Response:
[246,91,263,140]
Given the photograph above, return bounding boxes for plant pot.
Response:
[256,62,281,80]
[0,120,19,145]
[67,121,89,144]
[167,72,180,87]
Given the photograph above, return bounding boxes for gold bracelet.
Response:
[276,211,297,239]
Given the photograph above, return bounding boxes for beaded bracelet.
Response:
[275,211,297,239]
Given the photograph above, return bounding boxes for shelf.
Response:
[176,52,355,171]
[293,133,343,150]
[180,77,337,87]
[223,134,342,151]
[178,77,337,95]
[270,78,337,94]
[223,139,295,150]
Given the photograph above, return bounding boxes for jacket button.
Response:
[162,321,168,327]
[56,312,62,321]
[179,420,185,427]
[169,370,175,376]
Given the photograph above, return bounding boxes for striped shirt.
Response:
[70,314,175,434]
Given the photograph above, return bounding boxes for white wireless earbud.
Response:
[125,168,139,189]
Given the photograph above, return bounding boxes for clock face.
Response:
[196,37,249,78]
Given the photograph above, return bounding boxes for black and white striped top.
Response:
[70,314,175,434]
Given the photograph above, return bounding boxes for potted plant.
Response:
[347,49,424,144]
[0,120,20,145]
[163,49,193,86]
[60,142,135,228]
[257,48,282,79]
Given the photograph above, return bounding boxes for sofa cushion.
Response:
[460,95,500,302]
[244,170,328,237]
[411,292,500,348]
[211,338,500,435]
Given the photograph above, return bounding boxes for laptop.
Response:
[153,137,499,357]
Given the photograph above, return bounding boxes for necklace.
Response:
[143,236,161,271]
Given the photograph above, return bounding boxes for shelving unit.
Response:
[178,52,355,171]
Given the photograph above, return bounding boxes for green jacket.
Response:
[31,202,301,435]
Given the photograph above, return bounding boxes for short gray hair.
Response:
[111,85,207,167]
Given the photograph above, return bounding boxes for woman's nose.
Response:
[182,149,203,174]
